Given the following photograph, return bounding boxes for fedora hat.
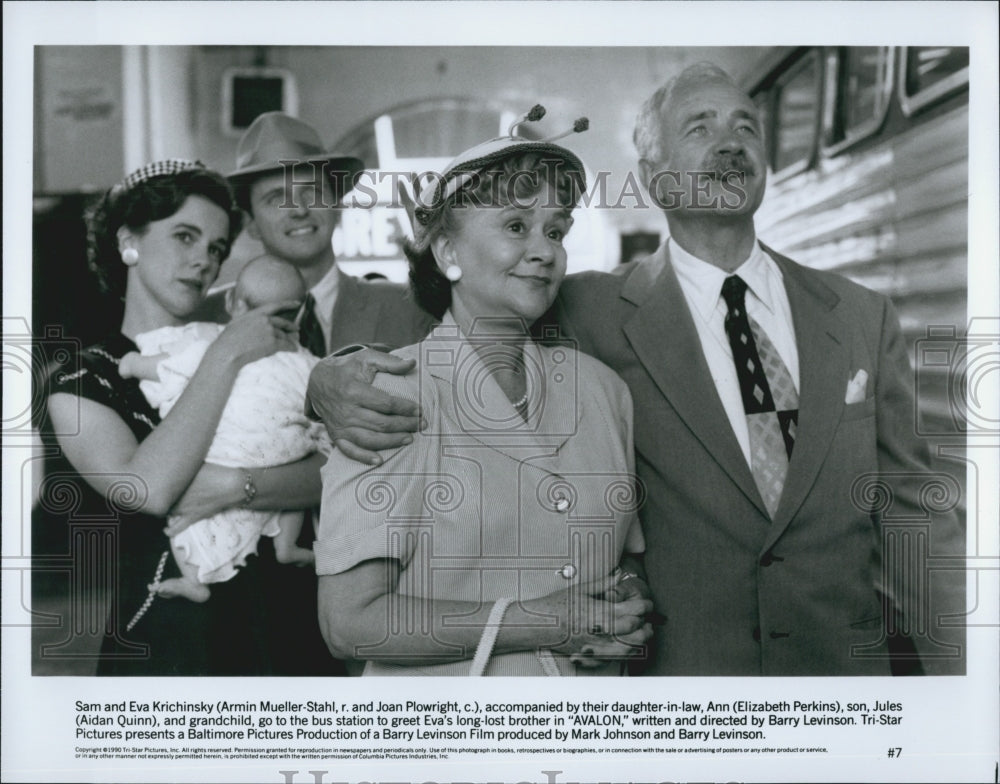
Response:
[227,112,364,200]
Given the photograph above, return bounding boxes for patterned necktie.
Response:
[721,275,798,518]
[298,293,326,358]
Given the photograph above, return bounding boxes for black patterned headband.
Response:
[117,159,207,193]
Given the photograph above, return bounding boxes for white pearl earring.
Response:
[445,265,462,282]
[121,248,139,265]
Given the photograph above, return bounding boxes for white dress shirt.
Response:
[307,263,341,352]
[668,238,799,467]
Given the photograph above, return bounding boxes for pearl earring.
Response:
[121,248,139,265]
[445,265,462,282]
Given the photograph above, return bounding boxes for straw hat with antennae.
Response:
[400,104,590,249]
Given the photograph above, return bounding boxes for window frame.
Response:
[768,48,823,182]
[821,46,896,157]
[220,66,299,138]
[897,46,970,117]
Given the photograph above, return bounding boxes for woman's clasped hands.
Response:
[525,572,654,669]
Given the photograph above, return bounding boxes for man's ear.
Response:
[638,158,656,193]
[430,234,454,275]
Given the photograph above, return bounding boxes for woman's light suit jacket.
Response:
[316,315,645,676]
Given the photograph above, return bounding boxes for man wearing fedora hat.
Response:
[196,112,432,675]
[207,112,433,356]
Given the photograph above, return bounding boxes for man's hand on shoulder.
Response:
[305,347,422,465]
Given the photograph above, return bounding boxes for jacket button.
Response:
[558,564,577,580]
[752,626,761,642]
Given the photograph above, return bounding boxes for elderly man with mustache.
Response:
[308,63,964,676]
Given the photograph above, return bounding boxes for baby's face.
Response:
[229,259,306,318]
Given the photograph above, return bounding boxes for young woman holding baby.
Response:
[45,160,324,675]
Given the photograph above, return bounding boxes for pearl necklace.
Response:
[512,391,529,408]
[126,549,170,631]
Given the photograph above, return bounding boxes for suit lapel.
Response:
[764,248,849,547]
[329,270,380,347]
[621,245,766,515]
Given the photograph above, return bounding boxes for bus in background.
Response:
[746,46,970,440]
[331,98,618,284]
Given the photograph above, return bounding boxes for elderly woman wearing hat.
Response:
[316,110,653,676]
[45,159,321,675]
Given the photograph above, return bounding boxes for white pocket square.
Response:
[845,369,869,404]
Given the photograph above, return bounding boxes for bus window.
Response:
[899,46,969,115]
[841,47,893,137]
[772,50,821,176]
[823,46,894,155]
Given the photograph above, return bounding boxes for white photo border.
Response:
[3,3,998,783]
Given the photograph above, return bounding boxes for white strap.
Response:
[536,648,561,676]
[470,598,513,676]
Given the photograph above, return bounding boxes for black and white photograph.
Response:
[3,2,998,783]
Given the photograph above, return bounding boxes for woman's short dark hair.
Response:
[406,151,581,319]
[86,168,243,301]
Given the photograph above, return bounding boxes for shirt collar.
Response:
[308,264,341,323]
[668,237,779,319]
[309,262,340,326]
[735,242,781,315]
